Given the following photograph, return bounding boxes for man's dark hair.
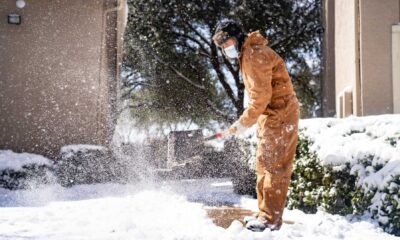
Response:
[213,19,247,49]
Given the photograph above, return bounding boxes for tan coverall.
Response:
[238,31,300,228]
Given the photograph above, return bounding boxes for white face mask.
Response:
[223,45,239,59]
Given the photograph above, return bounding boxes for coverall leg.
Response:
[255,96,299,228]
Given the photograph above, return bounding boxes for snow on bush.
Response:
[231,115,400,236]
[0,150,54,189]
[299,115,400,189]
[294,115,400,235]
[0,150,52,171]
[60,144,107,159]
[56,144,126,187]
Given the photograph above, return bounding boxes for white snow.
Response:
[229,115,400,231]
[297,115,400,228]
[60,144,106,158]
[60,144,106,153]
[1,114,399,238]
[242,115,400,191]
[112,108,206,145]
[0,150,52,171]
[0,178,397,240]
[123,1,129,33]
[299,115,400,190]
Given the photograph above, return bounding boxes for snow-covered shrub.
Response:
[0,150,55,190]
[156,144,241,180]
[55,145,125,186]
[230,115,400,235]
[287,133,356,215]
[192,146,233,178]
[224,138,257,197]
[289,115,400,236]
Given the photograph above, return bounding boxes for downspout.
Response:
[355,0,362,116]
[97,0,124,146]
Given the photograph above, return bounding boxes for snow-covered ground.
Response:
[0,178,397,240]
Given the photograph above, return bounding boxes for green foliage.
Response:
[288,132,356,215]
[370,176,400,236]
[290,59,322,118]
[123,0,323,129]
[231,128,400,235]
[287,130,400,236]
[385,132,400,147]
[0,164,54,190]
[351,187,374,215]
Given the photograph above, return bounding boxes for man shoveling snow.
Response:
[212,19,300,232]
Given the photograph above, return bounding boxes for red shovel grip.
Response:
[204,131,225,141]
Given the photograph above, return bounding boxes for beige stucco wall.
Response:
[334,0,400,117]
[393,24,400,114]
[335,0,360,116]
[359,0,399,115]
[0,0,126,157]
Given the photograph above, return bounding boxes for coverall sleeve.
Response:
[239,49,273,128]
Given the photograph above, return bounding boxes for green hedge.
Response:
[287,130,400,236]
[287,133,356,215]
[231,130,400,236]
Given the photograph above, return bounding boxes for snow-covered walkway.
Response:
[0,179,397,240]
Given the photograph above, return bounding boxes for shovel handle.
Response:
[204,126,239,141]
[204,132,225,141]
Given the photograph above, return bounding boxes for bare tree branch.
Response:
[206,100,230,121]
[182,20,212,48]
[173,31,211,57]
[121,80,164,98]
[151,52,207,91]
[171,41,212,59]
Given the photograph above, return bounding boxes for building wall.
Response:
[0,0,126,157]
[397,0,400,113]
[334,0,360,117]
[359,0,399,115]
[322,0,336,117]
[334,0,400,117]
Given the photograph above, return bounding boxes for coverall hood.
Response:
[241,31,269,51]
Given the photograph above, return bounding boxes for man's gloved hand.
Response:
[228,120,248,136]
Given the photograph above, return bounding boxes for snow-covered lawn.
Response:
[0,179,397,240]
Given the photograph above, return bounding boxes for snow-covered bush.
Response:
[0,150,55,189]
[231,115,400,236]
[291,115,400,236]
[55,145,126,186]
[287,133,357,215]
[224,138,257,197]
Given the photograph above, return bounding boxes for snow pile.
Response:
[243,115,400,180]
[0,150,54,190]
[57,144,125,186]
[297,115,400,234]
[234,115,400,234]
[60,144,106,158]
[0,180,397,239]
[0,150,52,171]
[299,115,400,190]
